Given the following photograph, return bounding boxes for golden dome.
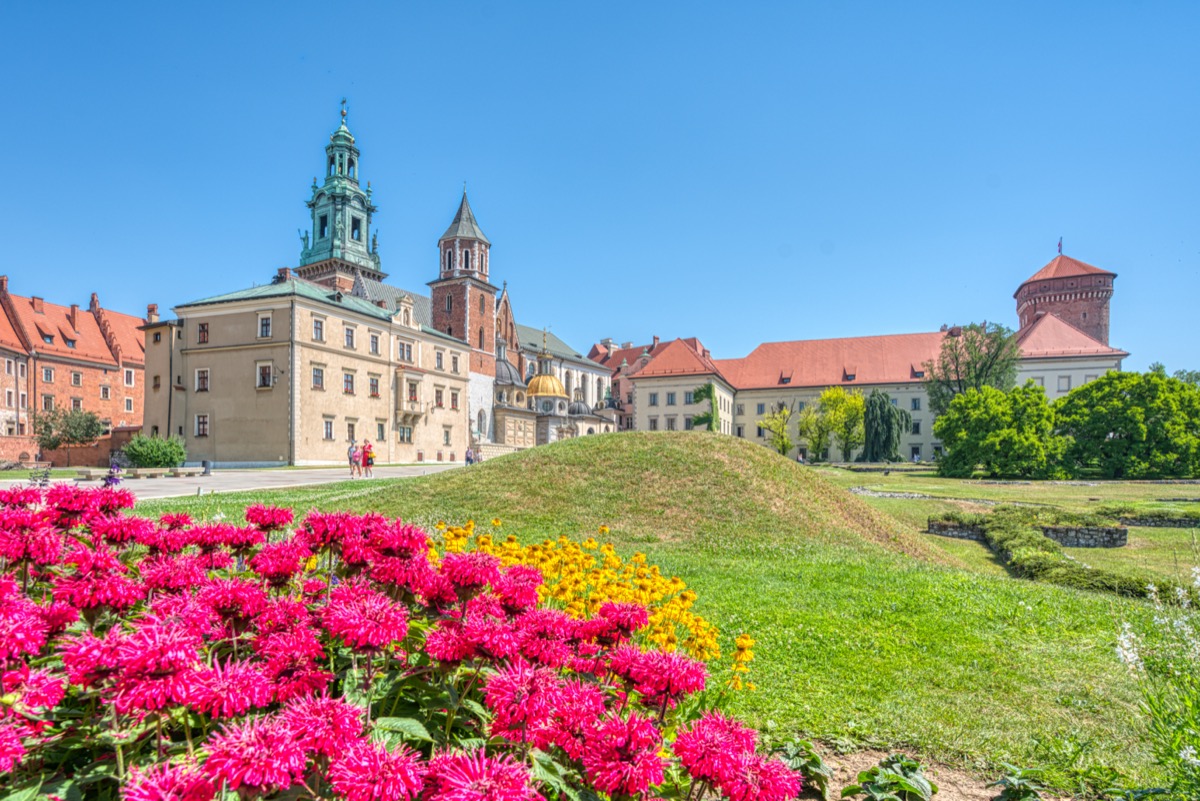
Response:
[527,373,568,399]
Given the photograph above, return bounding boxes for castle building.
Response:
[600,253,1127,461]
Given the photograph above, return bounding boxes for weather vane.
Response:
[340,97,347,120]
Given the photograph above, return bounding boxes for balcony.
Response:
[397,398,426,422]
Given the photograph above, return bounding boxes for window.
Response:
[911,445,922,461]
[153,332,161,343]
[398,426,413,443]
[736,404,744,415]
[911,397,921,411]
[911,420,921,435]
[351,216,362,241]
[756,426,764,438]
[197,323,209,343]
[153,375,161,390]
[347,422,356,441]
[464,250,471,270]
[343,373,355,394]
[478,328,484,349]
[377,422,386,441]
[258,315,272,338]
[72,398,83,411]
[1085,374,1098,384]
[1033,376,1044,387]
[18,363,25,378]
[323,420,334,440]
[648,392,658,406]
[451,355,459,374]
[100,385,110,400]
[1057,375,1071,393]
[369,333,380,355]
[42,367,54,383]
[408,382,418,402]
[125,398,133,413]
[648,417,658,431]
[443,428,452,446]
[736,425,744,437]
[797,401,806,411]
[195,414,209,437]
[196,369,209,392]
[319,215,329,238]
[19,393,26,409]
[756,403,765,415]
[312,367,324,390]
[42,395,54,411]
[890,398,898,406]
[125,369,135,387]
[685,391,694,404]
[3,360,9,375]
[369,376,380,397]
[435,389,444,408]
[666,417,677,431]
[258,364,272,389]
[398,341,413,362]
[666,392,676,406]
[685,416,694,430]
[42,334,53,344]
[313,318,325,341]
[445,250,452,271]
[445,295,453,313]
[3,390,10,407]
[479,294,485,313]
[450,391,459,410]
[436,352,444,370]
[344,328,356,349]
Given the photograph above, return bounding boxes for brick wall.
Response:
[0,436,39,464]
[41,426,139,468]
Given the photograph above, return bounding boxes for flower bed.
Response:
[0,486,800,801]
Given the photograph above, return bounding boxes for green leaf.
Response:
[1,780,43,801]
[375,716,433,742]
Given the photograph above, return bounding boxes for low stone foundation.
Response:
[926,520,986,541]
[1119,517,1200,529]
[1040,525,1127,548]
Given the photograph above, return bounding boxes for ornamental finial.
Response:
[340,97,347,122]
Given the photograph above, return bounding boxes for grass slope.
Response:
[142,433,1162,787]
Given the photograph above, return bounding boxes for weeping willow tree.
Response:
[861,389,912,462]
[691,382,720,432]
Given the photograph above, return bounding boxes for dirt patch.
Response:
[818,748,1060,801]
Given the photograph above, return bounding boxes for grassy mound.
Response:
[142,432,1164,789]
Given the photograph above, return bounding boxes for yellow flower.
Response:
[598,525,610,536]
[435,521,447,531]
[491,518,502,527]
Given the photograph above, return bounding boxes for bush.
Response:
[122,433,187,467]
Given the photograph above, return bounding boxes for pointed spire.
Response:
[440,191,490,244]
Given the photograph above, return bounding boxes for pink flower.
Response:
[0,486,41,508]
[141,554,210,592]
[608,648,707,710]
[515,609,577,668]
[494,565,543,613]
[245,504,294,532]
[440,552,502,596]
[90,514,158,545]
[581,713,665,797]
[300,510,364,549]
[248,538,311,586]
[716,753,803,801]
[0,507,62,565]
[328,738,425,801]
[0,582,49,660]
[197,578,268,629]
[203,716,307,794]
[2,664,65,713]
[123,759,216,801]
[111,621,202,714]
[279,694,364,756]
[0,718,27,774]
[532,678,608,759]
[158,512,194,531]
[424,619,477,664]
[424,750,542,801]
[674,712,758,784]
[483,660,563,743]
[261,654,332,702]
[190,660,274,718]
[461,595,519,660]
[38,600,79,636]
[61,629,125,687]
[322,579,409,652]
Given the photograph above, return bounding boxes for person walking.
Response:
[348,440,360,479]
[362,440,375,478]
[465,448,474,466]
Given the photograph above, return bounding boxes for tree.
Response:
[861,389,912,462]
[922,322,1021,415]
[32,408,106,467]
[932,383,1065,479]
[757,402,795,456]
[1148,362,1200,385]
[123,434,187,468]
[796,405,833,462]
[690,382,719,432]
[819,386,865,461]
[1055,371,1200,479]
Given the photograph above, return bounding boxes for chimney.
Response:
[69,304,79,331]
[31,297,44,313]
[276,267,293,282]
[600,337,613,348]
[703,348,711,359]
[621,341,633,349]
[147,304,160,323]
[0,276,7,295]
[375,300,387,308]
[89,292,100,312]
[652,335,660,347]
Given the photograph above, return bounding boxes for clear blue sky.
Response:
[3,1,1197,371]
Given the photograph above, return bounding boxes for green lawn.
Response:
[139,433,1166,790]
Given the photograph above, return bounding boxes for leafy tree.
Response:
[1148,361,1200,385]
[861,389,912,462]
[123,434,187,468]
[819,386,865,461]
[690,382,719,432]
[933,383,1066,479]
[796,405,833,462]
[1055,371,1200,478]
[757,402,795,456]
[32,408,106,466]
[922,322,1021,415]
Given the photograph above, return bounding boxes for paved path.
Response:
[0,464,461,500]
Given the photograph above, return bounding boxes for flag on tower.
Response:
[1057,237,1063,255]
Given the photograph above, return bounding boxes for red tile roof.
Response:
[629,338,725,379]
[1016,313,1128,359]
[95,307,147,365]
[8,294,119,365]
[0,303,24,352]
[1019,254,1115,288]
[590,338,700,372]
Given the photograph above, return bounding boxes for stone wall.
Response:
[926,520,986,541]
[41,426,140,468]
[1040,525,1127,548]
[1119,517,1200,529]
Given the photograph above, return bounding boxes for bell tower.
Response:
[295,102,385,291]
[429,191,497,375]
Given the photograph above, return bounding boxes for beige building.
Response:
[142,270,470,466]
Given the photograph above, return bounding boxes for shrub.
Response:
[122,433,187,467]
[842,753,937,801]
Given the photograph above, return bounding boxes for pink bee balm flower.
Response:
[248,538,312,586]
[0,718,28,774]
[581,713,665,798]
[0,486,41,508]
[424,750,543,801]
[494,565,543,613]
[245,504,294,532]
[61,628,125,687]
[279,693,365,756]
[483,659,564,743]
[203,716,307,794]
[141,553,210,592]
[90,514,158,545]
[531,678,608,759]
[158,512,195,531]
[514,609,577,668]
[190,660,274,718]
[715,753,803,801]
[0,584,48,660]
[609,648,707,710]
[328,738,426,801]
[2,664,65,713]
[110,621,202,714]
[123,759,216,801]
[321,579,409,652]
[0,507,62,565]
[440,552,502,595]
[424,619,477,664]
[673,711,758,784]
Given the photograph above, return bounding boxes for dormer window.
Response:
[845,373,856,381]
[42,334,53,344]
[65,338,76,349]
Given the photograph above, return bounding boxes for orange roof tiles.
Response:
[629,338,724,379]
[7,294,118,366]
[96,307,148,365]
[0,304,23,352]
[1016,313,1128,359]
[1019,254,1115,287]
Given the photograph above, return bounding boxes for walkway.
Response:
[0,464,461,500]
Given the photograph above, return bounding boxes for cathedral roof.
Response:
[514,324,596,368]
[495,356,527,387]
[1015,313,1128,360]
[353,276,433,326]
[1018,254,1115,290]
[527,372,568,399]
[440,192,490,244]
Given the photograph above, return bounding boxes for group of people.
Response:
[464,447,484,466]
[347,439,375,479]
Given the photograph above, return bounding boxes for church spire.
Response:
[440,191,491,245]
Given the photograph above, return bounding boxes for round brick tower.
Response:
[1014,254,1116,345]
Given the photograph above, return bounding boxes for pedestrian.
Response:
[362,440,374,478]
[474,448,483,464]
[347,440,359,478]
[465,448,474,466]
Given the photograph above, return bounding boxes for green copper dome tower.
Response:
[295,102,385,289]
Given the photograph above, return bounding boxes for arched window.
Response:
[348,159,356,177]
[479,294,485,313]
[447,325,453,337]
[463,250,471,270]
[477,410,487,438]
[597,378,604,400]
[328,157,335,176]
[478,328,484,349]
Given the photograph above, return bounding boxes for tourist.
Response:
[362,440,375,478]
[348,440,360,479]
[465,448,474,466]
